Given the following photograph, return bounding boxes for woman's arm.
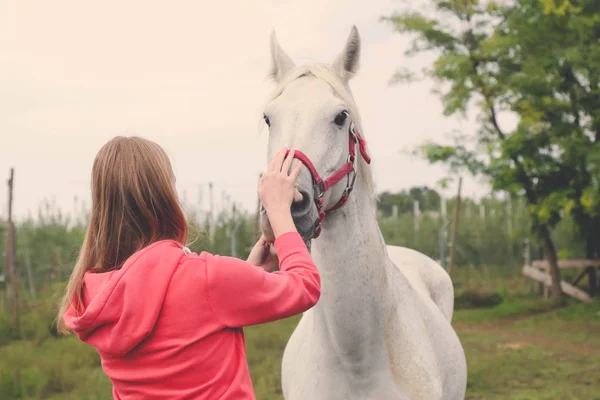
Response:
[204,231,320,328]
[204,148,319,327]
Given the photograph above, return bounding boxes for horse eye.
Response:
[334,110,348,127]
[263,114,271,127]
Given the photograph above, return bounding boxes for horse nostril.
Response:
[291,188,312,217]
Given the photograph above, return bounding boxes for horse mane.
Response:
[262,63,377,208]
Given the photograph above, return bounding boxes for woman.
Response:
[57,136,320,399]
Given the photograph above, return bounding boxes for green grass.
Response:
[1,278,599,399]
[453,296,557,323]
[245,316,299,399]
[460,331,600,400]
[453,293,600,400]
[0,335,111,399]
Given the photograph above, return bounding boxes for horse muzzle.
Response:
[260,184,320,245]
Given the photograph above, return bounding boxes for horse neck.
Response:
[310,176,396,367]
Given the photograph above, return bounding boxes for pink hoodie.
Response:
[63,231,320,399]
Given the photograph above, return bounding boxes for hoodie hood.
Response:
[63,240,187,356]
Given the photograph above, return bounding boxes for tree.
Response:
[383,0,600,304]
[500,0,600,264]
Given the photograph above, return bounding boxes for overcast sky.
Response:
[0,0,491,221]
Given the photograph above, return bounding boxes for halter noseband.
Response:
[285,121,371,239]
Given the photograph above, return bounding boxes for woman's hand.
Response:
[246,235,279,273]
[259,148,302,214]
[258,148,302,239]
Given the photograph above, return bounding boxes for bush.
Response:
[0,312,18,345]
[455,288,504,309]
[0,335,105,399]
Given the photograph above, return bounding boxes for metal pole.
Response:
[230,219,243,258]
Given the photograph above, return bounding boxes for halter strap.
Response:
[285,122,371,238]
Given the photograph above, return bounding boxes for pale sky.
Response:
[0,0,491,221]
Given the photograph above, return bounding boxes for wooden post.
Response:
[5,168,19,334]
[447,177,463,276]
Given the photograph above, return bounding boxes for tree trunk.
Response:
[588,267,597,297]
[447,177,463,276]
[585,242,598,297]
[539,226,564,305]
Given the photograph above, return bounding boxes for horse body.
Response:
[385,244,456,323]
[280,187,466,400]
[260,26,467,400]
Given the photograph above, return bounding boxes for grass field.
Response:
[243,298,600,400]
[1,277,599,399]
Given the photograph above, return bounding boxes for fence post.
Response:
[439,220,451,269]
[524,238,532,293]
[231,219,243,258]
[412,200,420,231]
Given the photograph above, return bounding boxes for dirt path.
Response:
[453,315,600,357]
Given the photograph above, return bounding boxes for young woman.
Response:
[57,136,320,399]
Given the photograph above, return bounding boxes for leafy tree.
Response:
[383,0,600,304]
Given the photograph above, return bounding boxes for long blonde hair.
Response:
[57,136,188,333]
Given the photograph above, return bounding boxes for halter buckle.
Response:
[312,212,325,238]
[345,168,357,195]
[350,123,359,143]
[314,180,325,200]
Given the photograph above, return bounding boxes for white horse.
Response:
[260,26,467,400]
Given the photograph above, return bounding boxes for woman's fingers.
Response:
[270,148,287,172]
[267,153,277,172]
[289,162,302,181]
[259,234,272,246]
[281,149,295,174]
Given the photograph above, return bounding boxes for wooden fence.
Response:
[523,259,599,303]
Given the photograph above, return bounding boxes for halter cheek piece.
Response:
[285,122,371,239]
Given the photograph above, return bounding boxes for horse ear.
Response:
[269,30,295,83]
[332,25,361,82]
